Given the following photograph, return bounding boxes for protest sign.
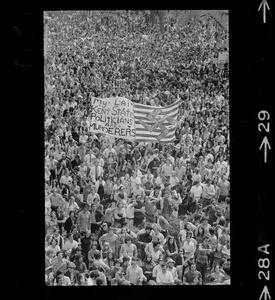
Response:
[90,97,136,140]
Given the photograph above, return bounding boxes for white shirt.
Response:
[87,193,100,206]
[89,165,104,181]
[126,203,135,219]
[60,175,73,186]
[79,134,88,144]
[190,185,203,200]
[182,240,196,258]
[156,270,174,284]
[84,153,96,166]
[98,157,105,168]
[63,239,78,251]
[215,161,228,173]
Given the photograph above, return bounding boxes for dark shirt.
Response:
[184,270,202,284]
[81,236,92,253]
[134,201,144,219]
[138,232,152,244]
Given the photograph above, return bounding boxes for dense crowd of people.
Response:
[44,10,230,286]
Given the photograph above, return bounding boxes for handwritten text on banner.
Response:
[90,97,136,140]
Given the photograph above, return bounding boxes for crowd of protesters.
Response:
[44,10,230,286]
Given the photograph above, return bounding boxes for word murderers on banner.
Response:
[90,123,136,137]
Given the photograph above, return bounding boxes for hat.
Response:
[166,258,175,264]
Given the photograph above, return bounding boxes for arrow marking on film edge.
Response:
[258,0,270,23]
[259,286,271,300]
[259,136,271,163]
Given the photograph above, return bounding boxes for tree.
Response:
[157,10,165,34]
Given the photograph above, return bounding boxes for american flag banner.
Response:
[133,99,181,143]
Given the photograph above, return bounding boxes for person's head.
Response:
[93,250,101,260]
[153,241,160,251]
[101,222,108,231]
[186,232,192,241]
[114,259,120,268]
[103,241,110,250]
[161,263,168,273]
[216,243,222,252]
[203,236,210,244]
[190,263,196,272]
[153,224,160,233]
[167,257,175,267]
[206,178,212,185]
[78,273,87,285]
[57,250,65,261]
[50,210,56,218]
[54,228,60,236]
[209,227,215,236]
[223,261,230,276]
[217,215,226,226]
[145,225,152,233]
[50,238,57,247]
[168,235,175,245]
[91,240,98,249]
[56,205,62,213]
[198,226,205,236]
[82,203,89,211]
[108,227,114,236]
[131,257,137,266]
[202,217,209,225]
[115,271,124,281]
[85,230,91,237]
[68,233,74,242]
[145,254,152,262]
[95,277,104,286]
[56,274,65,286]
[163,190,170,199]
[90,270,100,281]
[214,264,221,273]
[125,236,132,244]
[76,254,84,264]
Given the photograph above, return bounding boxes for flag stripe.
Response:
[133,105,179,116]
[134,110,178,120]
[135,136,176,142]
[133,99,181,110]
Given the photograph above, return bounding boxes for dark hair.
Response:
[94,251,101,260]
[186,232,192,238]
[51,238,58,244]
[223,262,230,276]
[56,274,64,284]
[125,236,132,242]
[219,218,226,226]
[209,228,215,235]
[90,270,100,279]
[96,277,104,286]
[69,210,75,216]
[153,241,160,248]
[197,226,205,237]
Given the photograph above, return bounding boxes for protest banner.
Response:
[90,97,136,140]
